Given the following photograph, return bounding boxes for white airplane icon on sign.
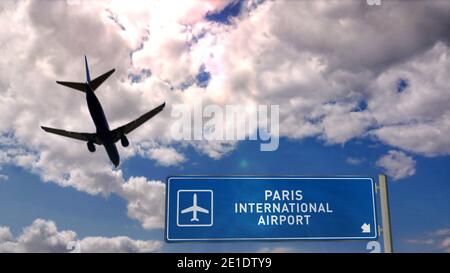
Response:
[181,193,209,222]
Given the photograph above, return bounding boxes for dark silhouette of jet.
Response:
[41,56,165,167]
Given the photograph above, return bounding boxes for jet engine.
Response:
[87,141,96,152]
[121,134,129,147]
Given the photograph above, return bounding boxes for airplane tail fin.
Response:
[56,56,115,93]
[85,55,91,83]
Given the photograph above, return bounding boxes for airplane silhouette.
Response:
[41,56,165,167]
[181,193,209,222]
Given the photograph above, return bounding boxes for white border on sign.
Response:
[166,176,378,242]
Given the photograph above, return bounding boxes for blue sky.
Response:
[0,0,449,253]
[1,136,449,252]
[205,0,243,24]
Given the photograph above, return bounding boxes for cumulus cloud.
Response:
[0,218,162,253]
[346,157,365,166]
[165,0,450,153]
[257,246,295,253]
[119,177,166,229]
[0,219,77,253]
[134,142,186,166]
[0,0,449,231]
[0,226,13,242]
[78,236,162,253]
[0,0,186,229]
[147,147,186,166]
[370,43,450,156]
[376,150,416,180]
[0,0,243,231]
[406,229,450,253]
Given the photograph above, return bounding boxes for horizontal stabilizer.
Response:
[90,69,115,91]
[56,81,86,92]
[56,68,115,92]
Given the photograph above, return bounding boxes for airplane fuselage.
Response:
[191,211,199,221]
[85,84,120,167]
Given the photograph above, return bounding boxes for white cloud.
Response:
[118,177,166,230]
[440,238,450,253]
[134,142,186,166]
[0,0,449,232]
[174,0,450,155]
[0,226,13,243]
[191,140,237,160]
[78,236,162,253]
[376,150,416,180]
[0,140,166,229]
[0,218,162,253]
[0,0,220,231]
[346,157,365,166]
[257,246,295,253]
[433,229,450,237]
[147,147,186,166]
[370,42,450,156]
[406,228,450,253]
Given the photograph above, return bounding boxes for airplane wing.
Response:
[181,206,195,214]
[181,206,209,214]
[41,126,100,144]
[195,206,209,214]
[111,102,165,142]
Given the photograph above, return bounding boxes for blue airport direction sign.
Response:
[166,176,377,242]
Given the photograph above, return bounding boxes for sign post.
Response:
[379,174,394,253]
[166,176,378,242]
